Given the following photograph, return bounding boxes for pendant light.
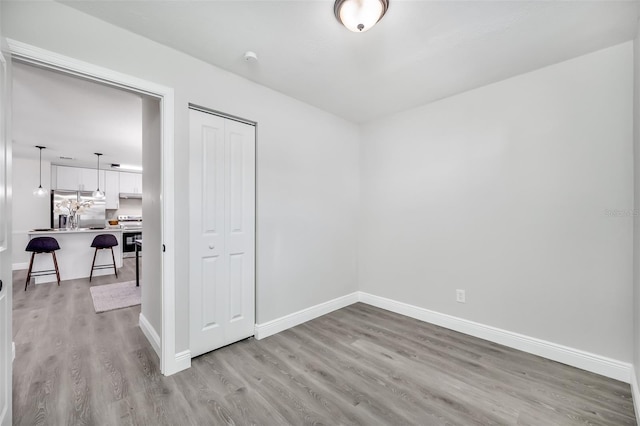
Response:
[92,153,105,199]
[33,146,47,197]
[334,0,389,32]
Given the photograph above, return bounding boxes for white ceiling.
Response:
[12,61,143,169]
[12,0,640,164]
[59,0,640,123]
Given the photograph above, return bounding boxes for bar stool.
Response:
[89,234,119,282]
[25,236,61,290]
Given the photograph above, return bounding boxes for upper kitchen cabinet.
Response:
[80,167,104,193]
[53,165,105,192]
[104,171,120,209]
[53,165,79,190]
[119,171,142,195]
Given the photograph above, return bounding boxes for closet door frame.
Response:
[188,104,257,357]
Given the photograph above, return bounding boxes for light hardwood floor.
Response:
[12,262,637,425]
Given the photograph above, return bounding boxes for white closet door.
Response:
[189,109,255,358]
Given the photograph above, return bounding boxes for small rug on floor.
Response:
[90,281,141,313]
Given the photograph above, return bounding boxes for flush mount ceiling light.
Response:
[33,146,47,197]
[334,0,389,32]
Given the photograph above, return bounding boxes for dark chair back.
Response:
[25,236,60,253]
[91,234,119,249]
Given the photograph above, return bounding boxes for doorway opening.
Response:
[7,39,179,375]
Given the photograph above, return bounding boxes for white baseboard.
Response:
[139,313,161,358]
[359,292,632,383]
[632,367,640,420]
[254,292,360,340]
[248,290,633,384]
[138,317,190,374]
[12,262,28,271]
[175,350,191,371]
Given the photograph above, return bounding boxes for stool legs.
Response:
[110,247,118,278]
[25,252,35,291]
[90,247,118,281]
[25,251,61,290]
[89,248,98,282]
[52,252,61,286]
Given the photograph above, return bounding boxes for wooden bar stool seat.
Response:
[89,234,119,282]
[25,236,61,290]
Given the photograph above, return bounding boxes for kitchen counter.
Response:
[27,228,123,284]
[29,228,124,235]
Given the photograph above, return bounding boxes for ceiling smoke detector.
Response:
[244,51,258,62]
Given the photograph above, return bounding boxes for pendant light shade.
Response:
[33,146,47,197]
[334,0,389,32]
[92,153,105,199]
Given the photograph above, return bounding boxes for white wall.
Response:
[107,198,142,218]
[360,43,634,362]
[11,157,50,266]
[2,1,360,353]
[141,96,162,338]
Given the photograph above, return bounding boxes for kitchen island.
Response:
[27,228,123,284]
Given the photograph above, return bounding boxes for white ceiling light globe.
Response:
[335,0,389,33]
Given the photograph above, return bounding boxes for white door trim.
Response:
[0,42,13,426]
[6,39,184,375]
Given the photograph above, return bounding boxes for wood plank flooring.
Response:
[12,263,636,425]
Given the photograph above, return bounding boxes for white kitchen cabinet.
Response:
[53,165,105,192]
[104,171,120,209]
[54,166,81,190]
[80,167,105,193]
[119,171,142,194]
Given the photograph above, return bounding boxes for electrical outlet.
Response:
[456,289,466,303]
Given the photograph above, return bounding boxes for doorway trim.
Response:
[7,39,183,375]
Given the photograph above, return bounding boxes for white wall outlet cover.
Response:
[456,289,466,303]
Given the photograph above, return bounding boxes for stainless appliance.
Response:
[51,190,76,228]
[119,215,142,258]
[119,193,142,199]
[51,190,106,229]
[78,191,107,228]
